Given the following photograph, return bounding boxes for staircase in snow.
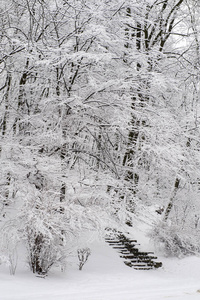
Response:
[105,230,162,270]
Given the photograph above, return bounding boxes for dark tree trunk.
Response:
[31,234,45,275]
[164,178,180,221]
[1,73,11,137]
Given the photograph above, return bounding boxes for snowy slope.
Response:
[1,239,200,300]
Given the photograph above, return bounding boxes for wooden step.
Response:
[132,263,148,267]
[124,261,152,270]
[105,239,121,244]
[131,251,151,256]
[107,241,124,245]
[123,244,140,250]
[120,255,136,258]
[113,246,127,249]
[126,249,139,255]
[133,255,155,260]
[119,251,131,254]
[107,242,124,245]
[134,267,152,270]
[119,239,137,243]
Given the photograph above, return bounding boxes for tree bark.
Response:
[164,178,180,221]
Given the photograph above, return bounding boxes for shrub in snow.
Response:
[0,253,18,275]
[22,195,67,276]
[152,221,200,257]
[0,221,19,275]
[26,230,65,275]
[77,248,91,270]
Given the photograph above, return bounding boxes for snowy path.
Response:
[1,242,200,300]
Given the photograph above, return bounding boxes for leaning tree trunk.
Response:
[163,177,180,221]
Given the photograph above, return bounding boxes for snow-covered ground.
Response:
[1,239,200,300]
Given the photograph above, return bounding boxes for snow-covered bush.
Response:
[151,221,200,257]
[77,248,91,270]
[26,230,65,275]
[20,192,68,275]
[0,221,19,275]
[0,254,17,275]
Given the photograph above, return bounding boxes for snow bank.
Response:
[1,240,200,300]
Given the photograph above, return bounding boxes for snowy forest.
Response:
[0,0,200,277]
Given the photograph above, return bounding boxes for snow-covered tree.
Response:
[1,0,200,275]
